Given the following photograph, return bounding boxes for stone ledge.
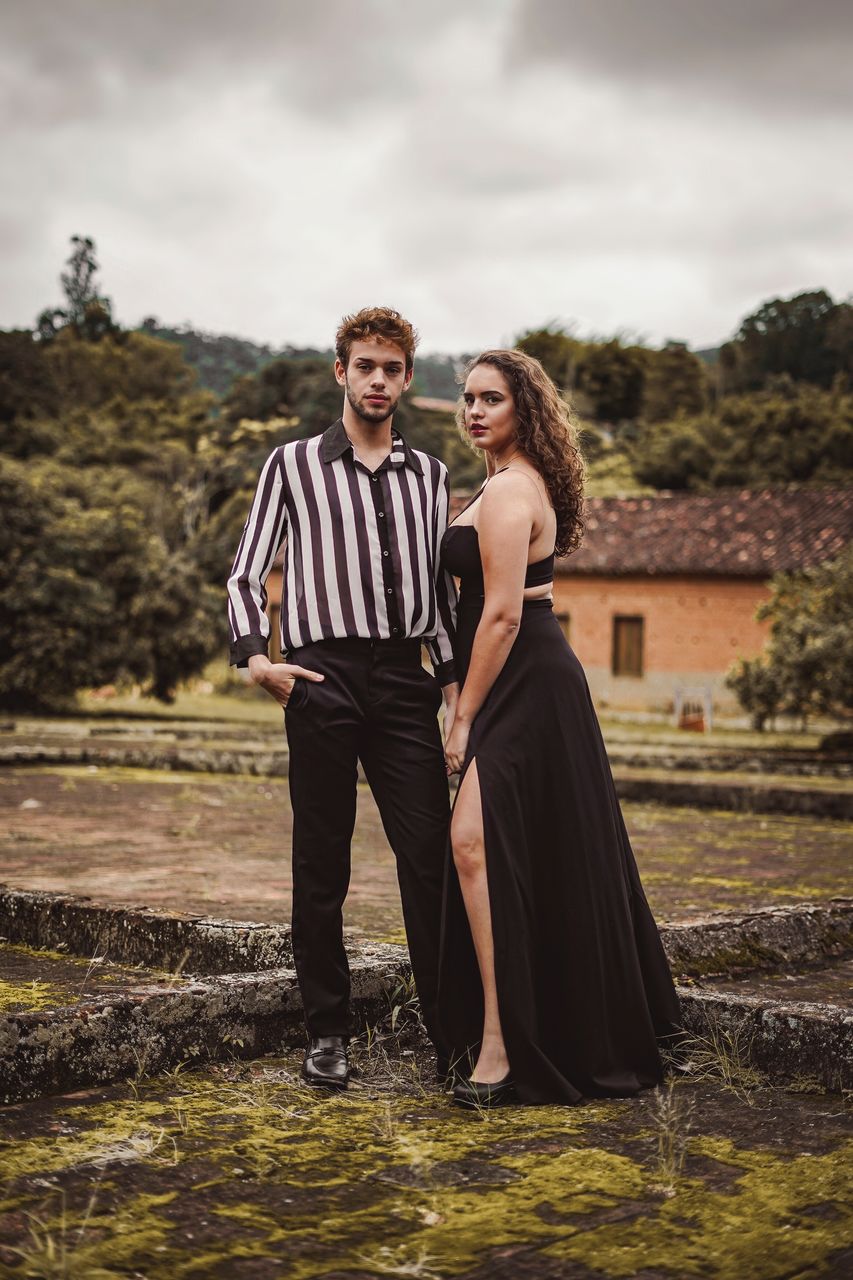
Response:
[0,743,287,777]
[678,987,852,1092]
[613,776,852,819]
[0,886,293,974]
[660,899,853,979]
[2,744,849,817]
[0,945,409,1105]
[3,888,851,984]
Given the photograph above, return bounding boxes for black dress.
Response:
[437,521,681,1104]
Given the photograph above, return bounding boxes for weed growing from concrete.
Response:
[7,1184,102,1279]
[75,949,108,1000]
[357,1242,444,1278]
[645,1083,695,1196]
[675,1016,764,1104]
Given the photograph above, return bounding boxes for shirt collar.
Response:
[321,418,424,476]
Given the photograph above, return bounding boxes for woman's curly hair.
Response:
[457,349,585,556]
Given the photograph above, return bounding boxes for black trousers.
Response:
[283,638,450,1050]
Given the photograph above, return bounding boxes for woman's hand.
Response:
[444,717,470,775]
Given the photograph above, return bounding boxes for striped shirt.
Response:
[227,419,458,684]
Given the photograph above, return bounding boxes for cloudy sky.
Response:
[2,0,851,353]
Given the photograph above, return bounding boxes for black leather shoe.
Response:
[301,1036,350,1090]
[452,1072,516,1109]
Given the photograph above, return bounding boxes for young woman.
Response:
[438,349,680,1108]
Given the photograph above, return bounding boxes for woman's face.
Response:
[462,363,519,457]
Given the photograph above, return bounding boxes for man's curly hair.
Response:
[335,307,419,373]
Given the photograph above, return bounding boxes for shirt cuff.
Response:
[229,634,270,668]
[433,659,457,688]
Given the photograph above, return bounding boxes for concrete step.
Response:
[0,944,404,1105]
[3,888,850,982]
[2,888,851,1103]
[2,743,850,817]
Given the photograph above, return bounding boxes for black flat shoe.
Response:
[301,1035,351,1090]
[452,1072,516,1109]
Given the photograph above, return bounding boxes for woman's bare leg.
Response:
[451,760,510,1082]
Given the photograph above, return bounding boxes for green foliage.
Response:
[410,352,465,401]
[46,327,196,414]
[0,458,221,711]
[223,355,340,438]
[726,548,853,727]
[574,340,646,424]
[515,326,578,388]
[719,290,853,393]
[139,320,279,397]
[0,329,61,428]
[641,341,709,423]
[630,383,853,490]
[724,658,784,732]
[0,236,233,710]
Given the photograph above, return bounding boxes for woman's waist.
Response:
[457,591,554,614]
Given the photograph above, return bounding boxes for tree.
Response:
[726,548,853,728]
[36,235,119,343]
[574,340,645,425]
[630,383,853,490]
[515,326,578,388]
[223,355,339,435]
[724,658,783,731]
[0,457,221,710]
[719,290,852,393]
[0,329,60,432]
[641,342,709,423]
[628,415,713,490]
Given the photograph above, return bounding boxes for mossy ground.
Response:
[1,1026,850,1280]
[2,768,850,936]
[0,943,182,1014]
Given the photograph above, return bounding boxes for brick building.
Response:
[547,489,852,713]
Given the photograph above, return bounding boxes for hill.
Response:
[138,321,465,402]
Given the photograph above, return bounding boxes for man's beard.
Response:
[345,382,399,424]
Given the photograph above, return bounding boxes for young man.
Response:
[227,307,459,1088]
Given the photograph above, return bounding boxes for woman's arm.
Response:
[444,472,539,772]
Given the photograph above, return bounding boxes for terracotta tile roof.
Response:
[559,488,853,578]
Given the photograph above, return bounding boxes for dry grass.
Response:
[645,1082,695,1196]
[671,1016,764,1105]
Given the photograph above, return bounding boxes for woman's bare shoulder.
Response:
[480,467,543,514]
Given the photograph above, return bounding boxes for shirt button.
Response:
[378,512,385,519]
[386,587,393,595]
[383,550,389,557]
[392,627,400,635]
[371,476,378,482]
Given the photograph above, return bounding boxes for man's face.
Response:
[335,338,413,425]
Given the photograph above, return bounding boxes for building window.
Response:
[612,615,644,677]
[555,611,571,643]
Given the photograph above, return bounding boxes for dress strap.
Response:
[449,479,489,527]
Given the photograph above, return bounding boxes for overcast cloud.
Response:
[2,0,851,353]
